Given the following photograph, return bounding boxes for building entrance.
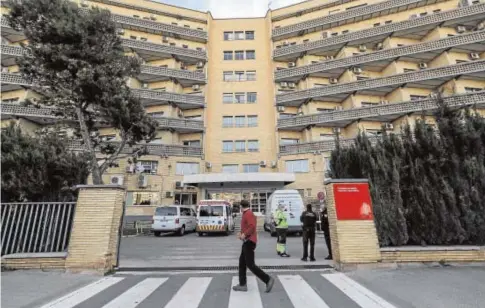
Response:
[206,189,274,214]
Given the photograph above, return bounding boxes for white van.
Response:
[151,205,197,236]
[196,200,235,236]
[264,190,305,236]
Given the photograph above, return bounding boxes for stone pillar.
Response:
[65,185,125,273]
[324,179,381,269]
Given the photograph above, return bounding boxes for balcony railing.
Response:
[67,139,203,157]
[273,3,485,59]
[277,91,485,129]
[276,60,485,105]
[0,73,206,108]
[1,44,26,56]
[1,102,205,131]
[275,30,485,81]
[272,0,440,40]
[121,38,206,61]
[279,135,381,155]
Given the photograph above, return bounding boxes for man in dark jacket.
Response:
[321,206,332,260]
[300,204,317,261]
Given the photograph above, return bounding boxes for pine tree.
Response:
[6,0,158,184]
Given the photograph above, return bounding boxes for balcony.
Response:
[0,102,205,132]
[272,0,447,41]
[0,16,25,42]
[273,3,485,61]
[275,30,485,82]
[67,139,203,157]
[0,73,205,110]
[276,60,485,106]
[272,0,356,22]
[121,38,206,63]
[277,91,485,130]
[279,138,359,156]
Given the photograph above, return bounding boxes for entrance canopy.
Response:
[182,172,295,187]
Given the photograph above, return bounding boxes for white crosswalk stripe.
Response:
[36,273,399,308]
[228,276,263,308]
[164,277,212,308]
[102,278,167,308]
[279,275,332,308]
[322,273,398,308]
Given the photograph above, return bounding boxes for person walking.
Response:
[300,204,317,262]
[321,206,332,260]
[274,203,290,257]
[232,200,275,293]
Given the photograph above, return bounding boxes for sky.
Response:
[155,0,306,18]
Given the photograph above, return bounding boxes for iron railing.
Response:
[276,60,485,104]
[273,3,485,59]
[1,202,76,256]
[275,30,485,81]
[121,38,207,61]
[279,136,379,155]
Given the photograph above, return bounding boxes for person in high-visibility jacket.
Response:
[274,204,290,257]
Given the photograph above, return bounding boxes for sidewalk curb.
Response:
[116,264,333,272]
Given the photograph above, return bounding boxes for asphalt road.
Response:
[119,230,332,268]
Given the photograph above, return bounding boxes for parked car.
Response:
[152,205,197,236]
[196,200,235,236]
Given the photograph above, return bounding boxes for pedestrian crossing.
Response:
[37,272,399,308]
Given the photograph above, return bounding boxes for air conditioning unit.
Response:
[327,55,335,60]
[352,67,362,74]
[181,65,188,70]
[125,165,134,173]
[138,174,148,188]
[205,162,212,169]
[288,62,296,68]
[280,82,288,88]
[329,78,338,84]
[110,175,124,185]
[359,45,367,52]
[142,83,149,89]
[419,62,428,69]
[288,82,296,88]
[385,123,394,130]
[376,42,384,50]
[1,67,8,73]
[333,127,341,133]
[322,31,329,38]
[456,26,466,33]
[192,84,200,91]
[380,99,389,104]
[469,53,480,60]
[196,61,204,68]
[334,106,343,111]
[476,22,485,31]
[429,92,438,99]
[162,36,169,43]
[175,181,183,189]
[283,40,290,46]
[277,106,285,112]
[150,15,157,21]
[166,191,174,198]
[117,29,125,35]
[271,161,278,168]
[259,160,267,167]
[178,110,184,117]
[409,14,418,19]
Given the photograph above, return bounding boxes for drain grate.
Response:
[116,264,333,272]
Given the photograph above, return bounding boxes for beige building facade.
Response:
[2,0,485,216]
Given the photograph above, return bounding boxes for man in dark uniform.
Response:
[321,206,332,260]
[300,204,317,261]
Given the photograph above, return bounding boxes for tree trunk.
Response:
[76,107,104,184]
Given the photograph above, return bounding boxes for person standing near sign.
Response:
[274,204,290,257]
[321,205,332,260]
[300,204,317,261]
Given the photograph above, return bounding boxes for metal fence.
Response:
[1,202,76,256]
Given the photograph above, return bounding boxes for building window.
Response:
[243,164,259,173]
[149,111,164,118]
[280,113,296,118]
[235,116,246,127]
[223,116,234,127]
[307,188,312,197]
[235,92,246,103]
[247,115,258,127]
[183,140,201,147]
[235,31,244,40]
[245,31,254,40]
[361,102,378,107]
[410,95,427,101]
[246,71,256,81]
[280,138,299,145]
[224,31,234,40]
[176,162,199,175]
[456,60,468,64]
[285,159,309,173]
[404,68,416,73]
[2,97,19,103]
[235,140,246,152]
[465,87,483,92]
[223,141,234,152]
[223,51,233,60]
[223,93,233,103]
[246,50,255,60]
[222,164,239,173]
[138,160,158,174]
[235,71,245,81]
[235,50,244,60]
[320,134,333,141]
[247,92,257,103]
[247,140,259,152]
[317,108,333,113]
[223,71,233,81]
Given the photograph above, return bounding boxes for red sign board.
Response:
[333,183,373,220]
[317,191,325,201]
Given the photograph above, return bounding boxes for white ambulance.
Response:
[196,200,235,236]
